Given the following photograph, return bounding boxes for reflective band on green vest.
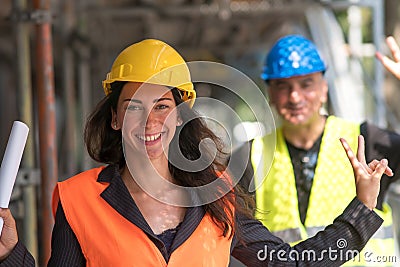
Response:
[271,223,394,244]
[252,116,395,266]
[372,225,395,240]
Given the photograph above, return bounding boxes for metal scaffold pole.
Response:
[32,0,58,265]
[13,0,38,263]
[61,1,78,178]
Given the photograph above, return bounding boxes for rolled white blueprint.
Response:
[0,121,29,235]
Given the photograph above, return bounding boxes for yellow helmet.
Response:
[102,39,196,107]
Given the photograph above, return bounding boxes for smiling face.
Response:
[267,72,328,126]
[112,82,182,160]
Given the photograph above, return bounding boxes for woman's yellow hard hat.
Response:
[102,39,196,107]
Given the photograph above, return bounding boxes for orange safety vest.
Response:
[52,167,233,267]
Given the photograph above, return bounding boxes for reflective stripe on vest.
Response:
[251,116,395,266]
[52,167,232,267]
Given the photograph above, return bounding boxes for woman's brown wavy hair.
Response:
[85,81,254,239]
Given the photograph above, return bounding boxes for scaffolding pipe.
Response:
[13,0,39,263]
[76,6,94,170]
[78,45,93,170]
[372,0,386,127]
[325,0,386,127]
[61,1,78,177]
[33,0,58,265]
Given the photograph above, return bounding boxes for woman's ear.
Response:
[177,116,183,126]
[111,109,120,130]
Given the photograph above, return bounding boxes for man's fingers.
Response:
[376,53,398,73]
[386,36,400,62]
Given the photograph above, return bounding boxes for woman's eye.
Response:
[127,105,142,111]
[155,104,168,110]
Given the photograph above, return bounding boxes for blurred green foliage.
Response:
[334,8,373,43]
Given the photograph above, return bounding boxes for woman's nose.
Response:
[143,109,157,128]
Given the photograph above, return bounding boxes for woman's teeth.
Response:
[137,133,162,142]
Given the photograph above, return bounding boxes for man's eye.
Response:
[301,82,313,89]
[276,85,290,91]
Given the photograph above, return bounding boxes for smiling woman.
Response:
[113,82,180,160]
[0,38,393,267]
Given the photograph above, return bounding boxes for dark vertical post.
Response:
[33,0,58,264]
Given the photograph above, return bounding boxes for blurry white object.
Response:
[233,121,268,142]
[0,121,29,235]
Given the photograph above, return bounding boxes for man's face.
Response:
[267,72,328,126]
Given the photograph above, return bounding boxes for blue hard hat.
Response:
[261,35,327,81]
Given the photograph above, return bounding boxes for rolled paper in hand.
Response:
[0,121,29,235]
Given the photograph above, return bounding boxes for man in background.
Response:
[231,35,400,266]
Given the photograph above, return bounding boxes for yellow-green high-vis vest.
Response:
[251,116,394,266]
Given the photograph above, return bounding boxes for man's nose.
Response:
[288,85,301,102]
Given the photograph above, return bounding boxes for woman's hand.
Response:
[340,135,393,210]
[376,36,400,80]
[0,208,18,261]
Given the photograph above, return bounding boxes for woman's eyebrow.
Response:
[153,97,173,103]
[123,99,141,103]
[122,97,173,104]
